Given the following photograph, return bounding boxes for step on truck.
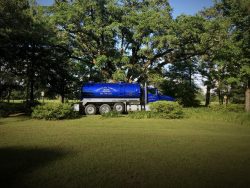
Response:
[79,82,175,115]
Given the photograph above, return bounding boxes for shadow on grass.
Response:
[0,146,69,188]
[0,116,31,125]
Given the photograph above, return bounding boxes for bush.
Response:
[32,103,80,120]
[149,101,184,116]
[101,111,122,118]
[128,101,184,119]
[209,104,245,113]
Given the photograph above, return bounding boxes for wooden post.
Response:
[245,89,250,112]
[224,95,228,105]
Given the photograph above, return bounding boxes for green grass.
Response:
[1,115,250,188]
[184,108,250,125]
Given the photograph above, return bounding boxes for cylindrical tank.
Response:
[81,83,141,98]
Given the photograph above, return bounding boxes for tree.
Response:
[51,0,177,83]
[51,0,119,82]
[219,0,250,88]
[0,0,73,103]
[198,0,250,105]
[0,0,31,101]
[160,15,206,106]
[114,0,176,83]
[161,58,200,107]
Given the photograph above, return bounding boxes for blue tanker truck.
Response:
[80,82,175,115]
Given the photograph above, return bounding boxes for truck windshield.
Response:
[148,88,157,95]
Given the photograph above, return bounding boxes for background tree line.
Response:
[0,0,249,106]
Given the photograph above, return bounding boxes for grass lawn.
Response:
[0,115,250,188]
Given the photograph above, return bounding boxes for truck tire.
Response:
[85,104,97,115]
[99,104,111,114]
[113,103,125,113]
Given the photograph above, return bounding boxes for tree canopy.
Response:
[0,0,249,106]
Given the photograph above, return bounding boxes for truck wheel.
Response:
[113,103,124,113]
[99,104,111,114]
[85,104,96,115]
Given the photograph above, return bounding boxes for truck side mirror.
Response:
[155,89,158,96]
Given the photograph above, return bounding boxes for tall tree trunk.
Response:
[60,84,65,103]
[27,61,35,102]
[218,88,223,104]
[205,85,211,107]
[28,46,35,102]
[7,88,12,103]
[189,66,192,87]
[60,93,65,103]
[26,80,30,102]
[29,77,34,102]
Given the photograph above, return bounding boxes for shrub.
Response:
[128,101,184,119]
[101,111,122,118]
[32,103,80,120]
[149,101,184,116]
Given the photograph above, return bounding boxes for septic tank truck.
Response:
[80,82,175,115]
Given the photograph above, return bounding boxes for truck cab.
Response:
[147,87,175,103]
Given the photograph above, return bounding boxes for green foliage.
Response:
[119,0,174,82]
[32,103,79,120]
[51,0,119,81]
[128,101,184,119]
[0,0,76,103]
[198,0,250,105]
[149,101,183,114]
[209,104,245,113]
[128,111,153,119]
[112,69,127,82]
[128,111,184,119]
[0,0,249,107]
[161,80,201,107]
[184,107,250,125]
[101,111,122,118]
[148,71,165,89]
[96,55,108,69]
